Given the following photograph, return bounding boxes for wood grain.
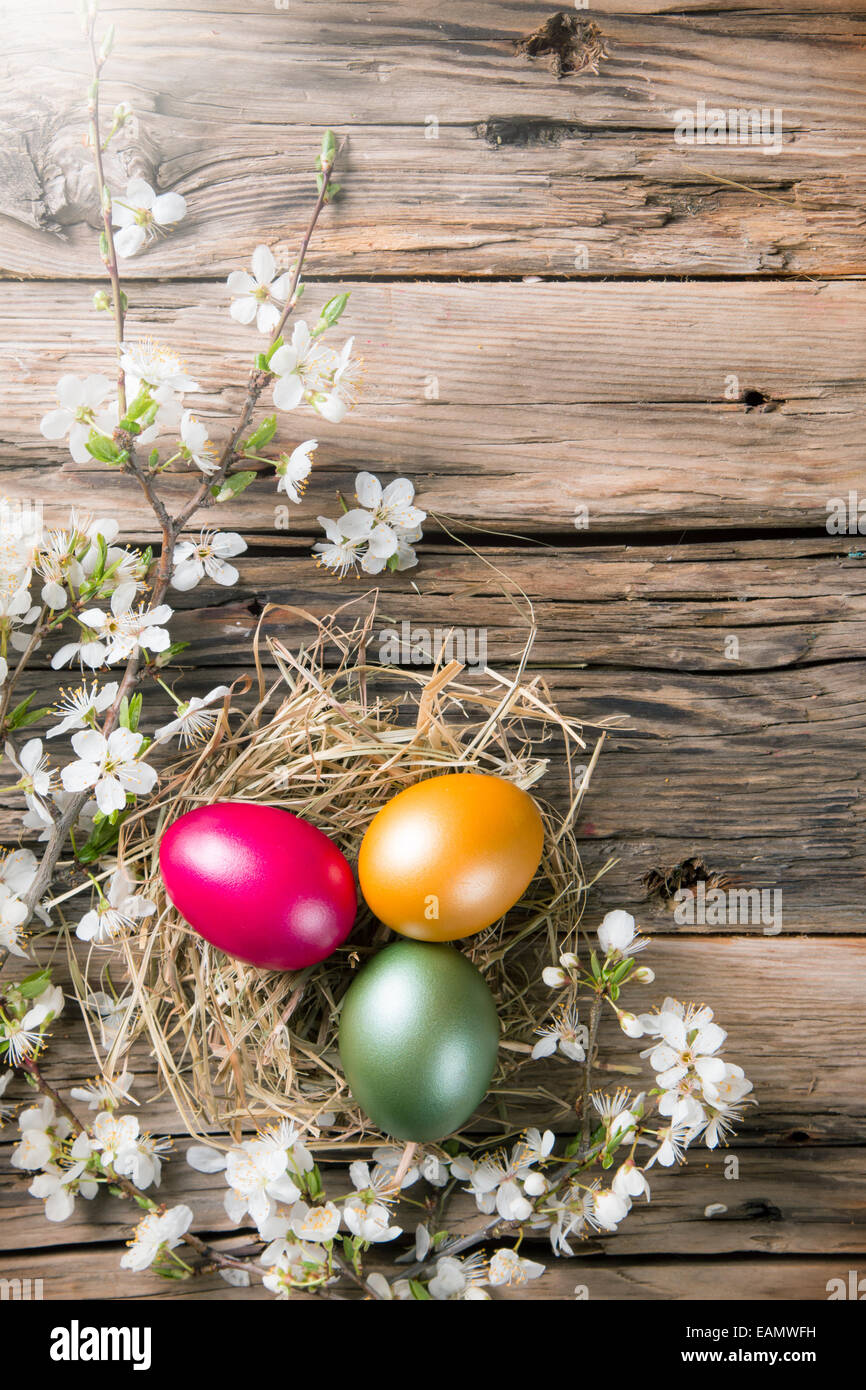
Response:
[2,280,864,534]
[2,4,864,279]
[2,938,863,1140]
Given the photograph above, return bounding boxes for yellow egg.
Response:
[358,772,544,941]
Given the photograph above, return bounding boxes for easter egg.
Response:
[339,940,500,1141]
[358,772,544,942]
[159,802,356,971]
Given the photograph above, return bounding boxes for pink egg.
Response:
[159,802,356,971]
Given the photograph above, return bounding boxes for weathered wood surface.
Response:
[0,1246,849,1301]
[3,280,865,534]
[3,938,863,1141]
[1,0,864,1301]
[2,4,865,278]
[2,539,863,932]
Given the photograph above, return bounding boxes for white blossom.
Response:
[0,884,29,958]
[112,178,187,258]
[70,1068,136,1111]
[61,727,157,816]
[276,439,317,503]
[532,1003,588,1063]
[76,863,157,944]
[488,1247,546,1287]
[227,245,292,335]
[178,411,217,475]
[171,530,246,591]
[47,681,118,739]
[153,685,230,747]
[78,588,172,664]
[428,1253,490,1301]
[5,738,55,824]
[313,337,362,422]
[39,375,116,464]
[10,1099,70,1170]
[270,322,332,411]
[120,1204,193,1271]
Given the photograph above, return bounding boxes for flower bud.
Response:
[92,290,110,311]
[541,965,567,988]
[633,966,655,983]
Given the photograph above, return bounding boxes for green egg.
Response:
[338,940,500,1142]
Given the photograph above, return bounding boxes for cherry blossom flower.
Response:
[5,738,54,824]
[276,439,317,503]
[70,1068,136,1111]
[227,245,292,334]
[153,685,230,747]
[39,375,116,464]
[50,620,109,672]
[112,178,187,258]
[120,340,198,430]
[314,337,362,422]
[78,588,172,664]
[29,1133,99,1222]
[76,863,157,944]
[343,1162,403,1243]
[262,1240,328,1297]
[612,1158,651,1205]
[488,1248,546,1287]
[646,1120,690,1169]
[645,1006,727,1102]
[113,1131,171,1189]
[120,1204,193,1271]
[0,883,29,958]
[290,1200,341,1243]
[188,1126,304,1232]
[0,847,38,897]
[270,322,332,411]
[355,472,426,534]
[531,1002,588,1062]
[10,1099,70,1169]
[428,1253,491,1301]
[585,1186,630,1233]
[61,727,157,816]
[178,410,217,474]
[47,681,118,740]
[171,530,247,590]
[598,908,648,956]
[313,510,398,578]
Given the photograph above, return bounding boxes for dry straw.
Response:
[75,599,612,1150]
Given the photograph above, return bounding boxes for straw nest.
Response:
[79,602,609,1148]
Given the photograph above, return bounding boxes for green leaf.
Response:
[590,951,602,982]
[609,957,635,985]
[313,292,350,338]
[263,336,284,366]
[118,693,142,732]
[321,128,337,165]
[385,554,400,572]
[409,1279,432,1301]
[120,388,154,427]
[78,810,129,864]
[148,448,160,467]
[85,432,125,465]
[7,691,52,730]
[211,470,257,503]
[242,414,277,454]
[19,968,52,999]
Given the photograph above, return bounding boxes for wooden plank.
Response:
[3,125,863,282]
[2,540,863,932]
[0,1243,849,1301]
[5,6,865,135]
[2,1141,865,1259]
[3,6,864,280]
[1,939,863,1140]
[2,280,864,533]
